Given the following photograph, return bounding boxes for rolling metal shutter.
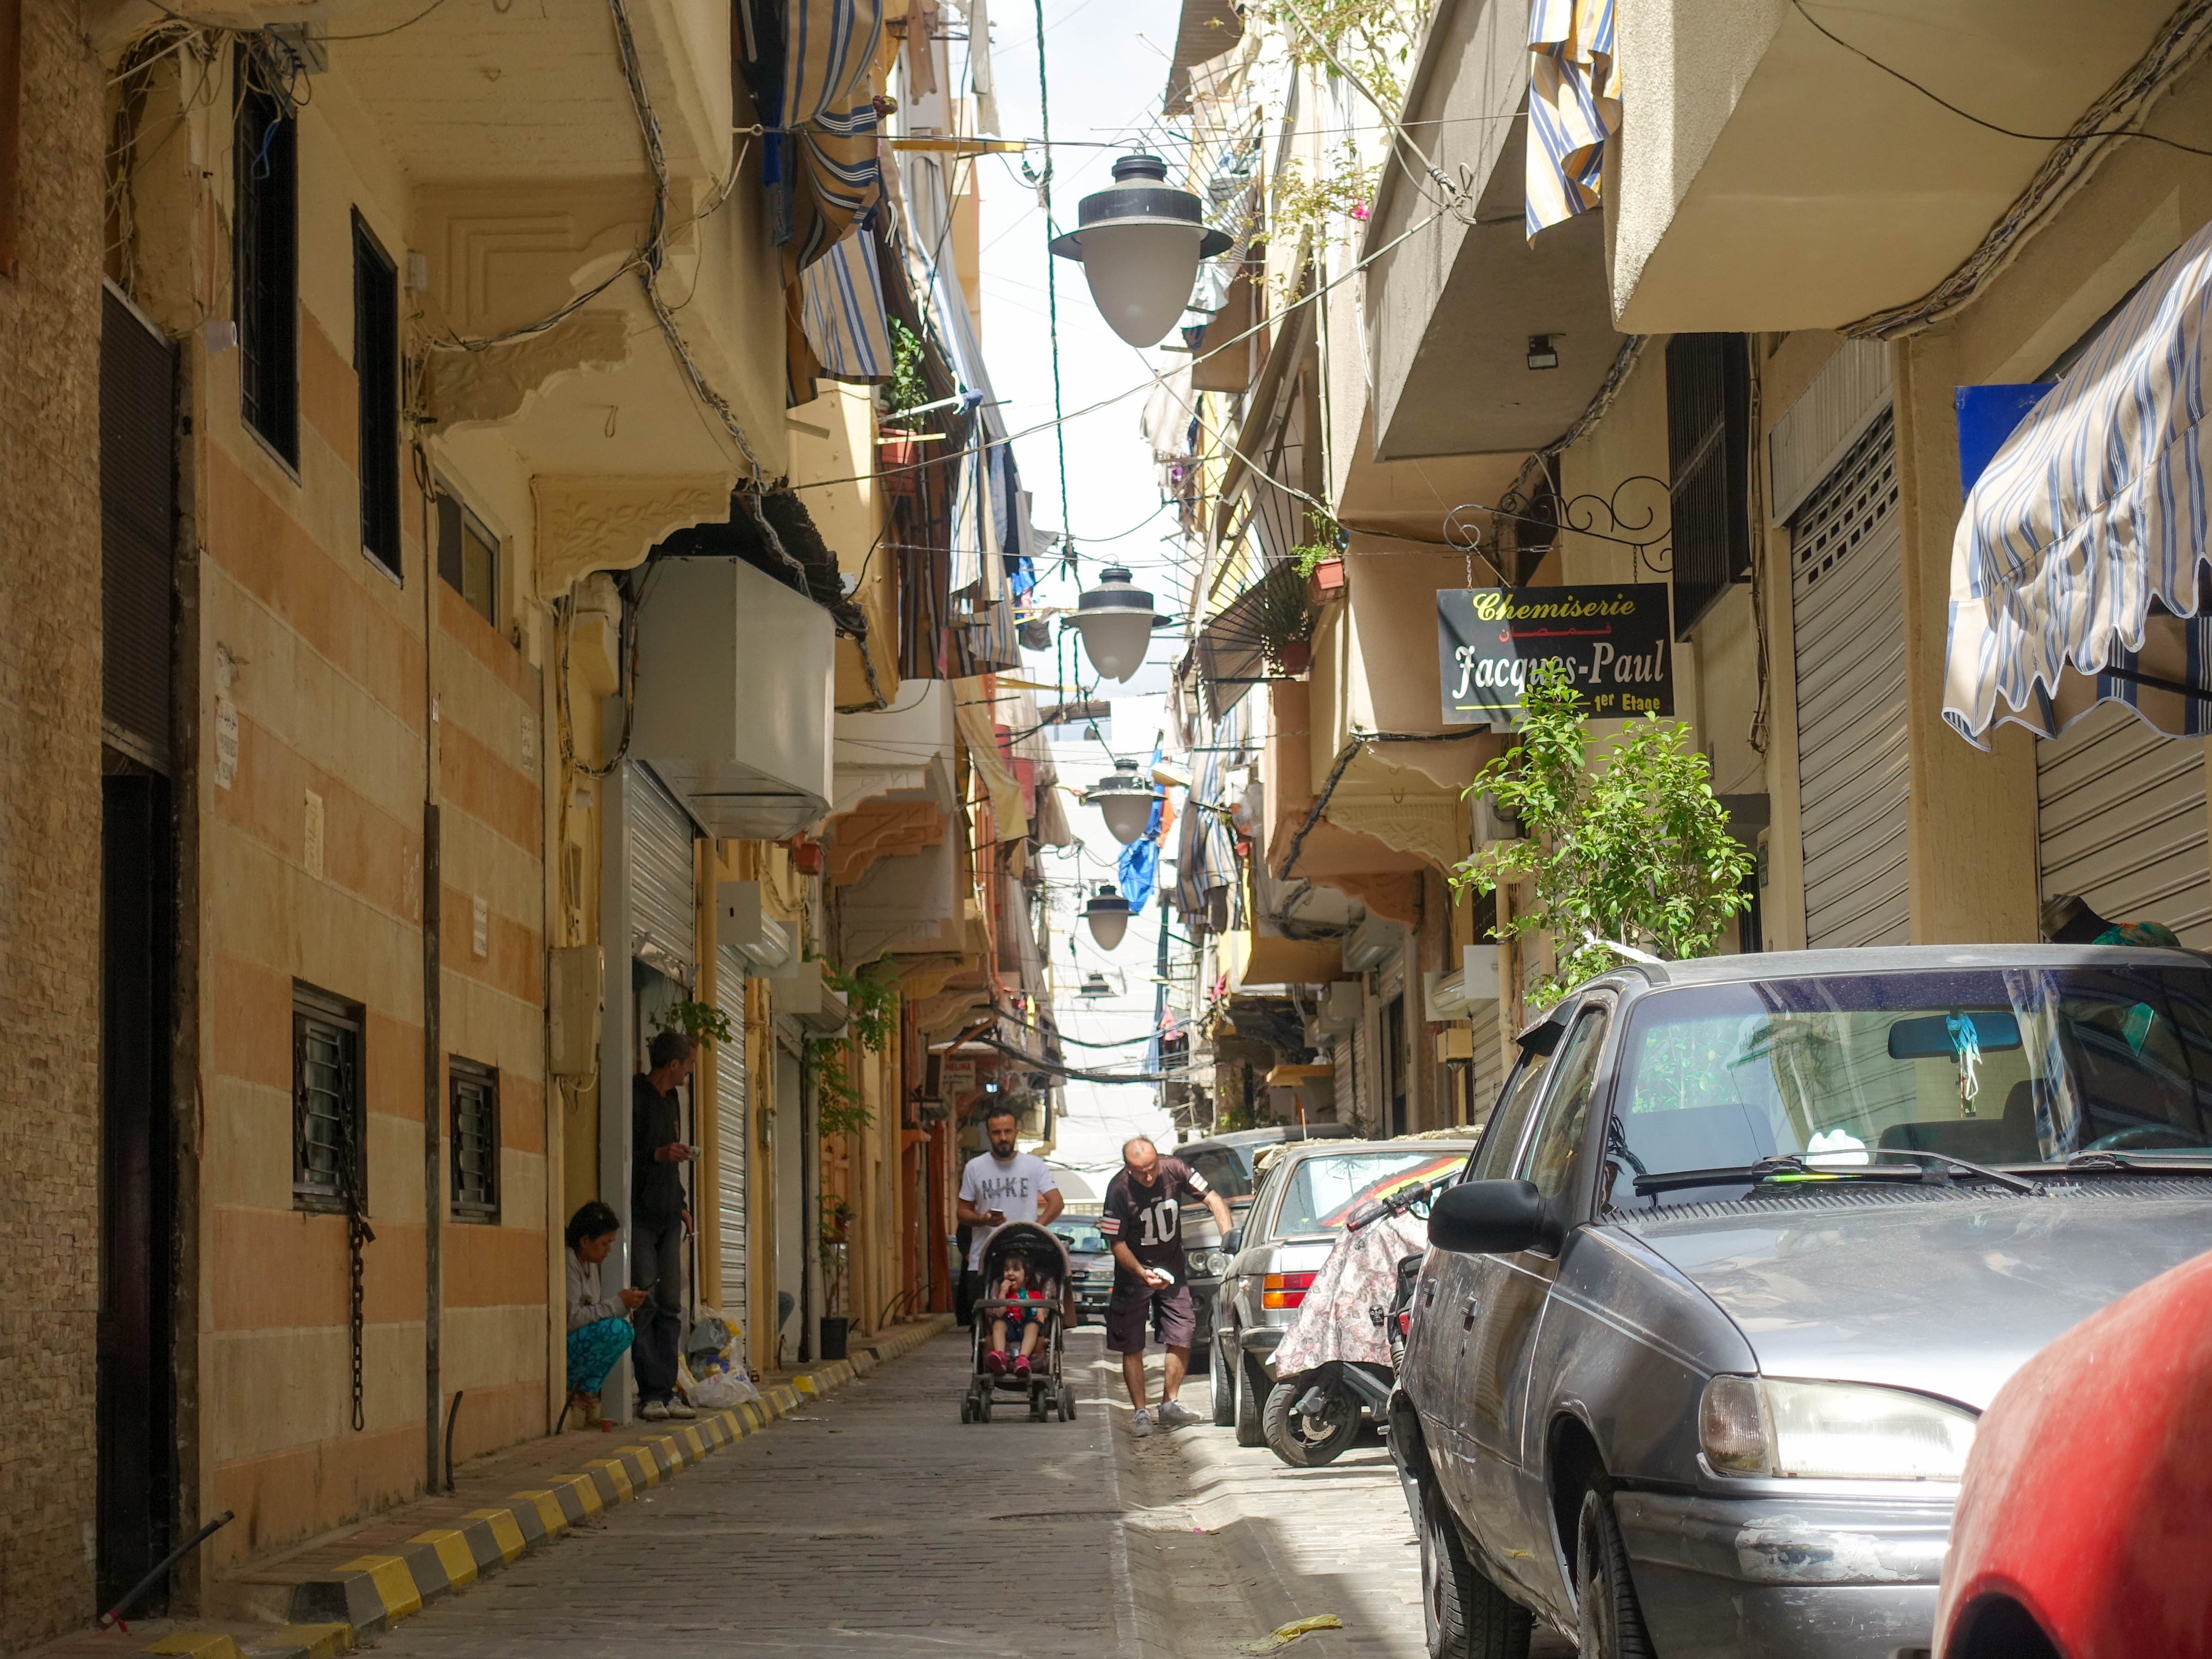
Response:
[625,763,697,981]
[714,945,750,1346]
[1332,1028,1359,1127]
[2038,702,2212,946]
[1467,1017,1505,1126]
[1791,408,1909,948]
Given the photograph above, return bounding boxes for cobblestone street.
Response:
[359,1329,1550,1658]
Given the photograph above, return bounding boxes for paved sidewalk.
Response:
[367,1329,1135,1658]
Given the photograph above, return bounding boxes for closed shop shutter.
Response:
[2038,702,2212,945]
[1467,1015,1506,1126]
[101,287,177,771]
[1791,407,1909,948]
[714,945,750,1347]
[1331,1029,1358,1127]
[626,763,697,981]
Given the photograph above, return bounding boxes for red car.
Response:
[1937,1245,2212,1659]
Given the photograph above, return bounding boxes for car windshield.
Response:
[1607,968,2212,1208]
[1183,1145,1253,1199]
[1051,1223,1106,1254]
[1273,1150,1469,1235]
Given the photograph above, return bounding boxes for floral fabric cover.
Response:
[1272,1210,1429,1375]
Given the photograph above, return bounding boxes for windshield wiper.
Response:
[1884,1149,2044,1196]
[1630,1156,1926,1197]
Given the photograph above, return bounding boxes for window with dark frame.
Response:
[354,216,400,576]
[448,1057,499,1222]
[436,486,500,630]
[293,985,364,1214]
[1664,332,1753,642]
[234,47,298,465]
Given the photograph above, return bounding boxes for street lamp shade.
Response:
[1069,565,1158,683]
[1084,759,1157,845]
[1049,154,1233,348]
[1084,886,1132,951]
[1079,970,1113,998]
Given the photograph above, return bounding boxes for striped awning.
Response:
[799,230,893,381]
[1945,218,2212,746]
[1525,0,1618,239]
[780,0,886,275]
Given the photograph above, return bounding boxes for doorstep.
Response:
[28,1316,951,1659]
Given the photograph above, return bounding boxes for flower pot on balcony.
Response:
[1307,557,1345,604]
[877,429,927,494]
[1272,639,1311,675]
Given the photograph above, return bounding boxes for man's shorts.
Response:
[1105,1282,1196,1354]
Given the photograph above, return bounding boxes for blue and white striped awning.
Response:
[1525,0,1618,239]
[799,230,893,381]
[1945,218,2212,745]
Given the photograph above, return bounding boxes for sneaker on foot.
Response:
[640,1398,672,1421]
[1157,1399,1202,1429]
[1013,1354,1032,1379]
[666,1397,697,1420]
[984,1350,1008,1375]
[1130,1407,1153,1438]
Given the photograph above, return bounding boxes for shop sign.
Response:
[1436,585,1673,726]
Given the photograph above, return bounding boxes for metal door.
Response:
[625,763,697,982]
[2038,701,2212,945]
[714,945,750,1351]
[1792,408,1909,947]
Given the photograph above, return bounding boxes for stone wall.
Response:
[0,0,107,1647]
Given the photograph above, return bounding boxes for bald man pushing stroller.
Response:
[1100,1136,1233,1437]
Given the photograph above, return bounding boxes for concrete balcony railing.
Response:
[1607,0,2182,332]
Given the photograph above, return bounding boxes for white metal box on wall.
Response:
[630,556,835,838]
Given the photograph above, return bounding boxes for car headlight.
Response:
[1207,1250,1233,1276]
[1699,1375,1976,1481]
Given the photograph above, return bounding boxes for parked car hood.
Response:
[1610,1179,2212,1411]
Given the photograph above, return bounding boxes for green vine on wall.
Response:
[807,957,902,1139]
[655,999,736,1049]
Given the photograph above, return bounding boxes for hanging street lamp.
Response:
[1049,154,1233,348]
[1083,758,1157,845]
[1083,885,1132,951]
[1067,564,1161,683]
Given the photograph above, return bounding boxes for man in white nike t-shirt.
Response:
[956,1104,1063,1314]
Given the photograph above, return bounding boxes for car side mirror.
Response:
[1428,1180,1550,1256]
[1222,1227,1241,1254]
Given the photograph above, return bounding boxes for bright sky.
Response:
[959,0,1202,1178]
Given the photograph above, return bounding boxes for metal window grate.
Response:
[292,989,363,1212]
[354,217,400,575]
[448,1058,500,1222]
[234,49,298,465]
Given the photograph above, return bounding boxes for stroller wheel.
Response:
[960,1394,976,1423]
[1061,1383,1078,1420]
[978,1391,993,1423]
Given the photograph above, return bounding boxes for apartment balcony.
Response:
[1361,0,1618,461]
[1608,0,2181,331]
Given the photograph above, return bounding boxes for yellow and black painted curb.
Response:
[138,1318,950,1658]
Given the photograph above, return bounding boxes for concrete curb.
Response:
[130,1317,949,1657]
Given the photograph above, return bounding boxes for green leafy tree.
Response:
[1454,661,1754,1010]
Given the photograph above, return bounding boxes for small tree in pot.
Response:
[1453,661,1753,1010]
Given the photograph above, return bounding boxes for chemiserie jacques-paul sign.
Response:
[1437,585,1673,726]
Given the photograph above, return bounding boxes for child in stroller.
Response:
[961,1221,1080,1424]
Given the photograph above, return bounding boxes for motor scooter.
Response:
[1261,1178,1446,1467]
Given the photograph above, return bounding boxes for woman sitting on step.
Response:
[565,1200,648,1427]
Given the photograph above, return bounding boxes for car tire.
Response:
[1234,1351,1267,1447]
[1420,1477,1530,1659]
[1263,1377,1360,1467]
[1211,1333,1237,1426]
[1575,1483,1654,1659]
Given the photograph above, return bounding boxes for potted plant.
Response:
[1254,567,1319,677]
[1291,509,1347,603]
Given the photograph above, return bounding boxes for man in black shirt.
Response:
[1101,1135,1232,1436]
[632,1029,697,1421]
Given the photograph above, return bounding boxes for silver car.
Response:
[1398,945,2212,1659]
[1212,1137,1479,1444]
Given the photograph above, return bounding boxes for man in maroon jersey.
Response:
[1100,1135,1233,1435]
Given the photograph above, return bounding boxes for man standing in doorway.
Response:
[633,1029,698,1422]
[1102,1136,1232,1436]
[955,1103,1063,1321]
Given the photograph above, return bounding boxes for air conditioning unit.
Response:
[1318,979,1363,1033]
[718,881,795,977]
[1471,792,1522,846]
[1340,912,1405,974]
[1425,945,1501,1018]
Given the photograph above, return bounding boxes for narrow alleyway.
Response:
[360,1331,1560,1658]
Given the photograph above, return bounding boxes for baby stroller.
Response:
[960,1221,1079,1423]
